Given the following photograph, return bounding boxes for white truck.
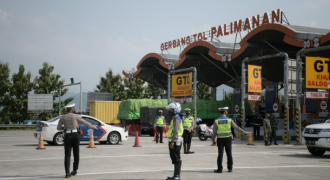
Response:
[302,120,330,156]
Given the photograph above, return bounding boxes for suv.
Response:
[302,119,330,156]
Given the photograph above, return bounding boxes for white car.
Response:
[302,119,330,156]
[34,115,128,145]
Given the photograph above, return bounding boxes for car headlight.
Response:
[322,129,330,132]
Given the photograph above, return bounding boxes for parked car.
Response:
[34,115,128,145]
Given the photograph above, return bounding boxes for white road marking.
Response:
[1,165,330,179]
[0,150,309,162]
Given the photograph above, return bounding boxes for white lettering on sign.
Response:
[305,91,329,99]
[319,112,329,117]
[248,94,261,101]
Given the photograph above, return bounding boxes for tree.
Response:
[197,82,211,100]
[34,62,73,120]
[0,62,11,122]
[144,83,164,99]
[2,65,35,123]
[225,91,234,100]
[95,69,125,101]
[123,77,146,99]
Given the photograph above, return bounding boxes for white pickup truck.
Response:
[302,120,330,156]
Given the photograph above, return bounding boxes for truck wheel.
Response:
[308,147,326,156]
[199,133,208,141]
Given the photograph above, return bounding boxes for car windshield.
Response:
[325,119,330,123]
[47,116,62,122]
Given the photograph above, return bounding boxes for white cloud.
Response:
[186,24,212,35]
[301,21,321,28]
[0,9,12,24]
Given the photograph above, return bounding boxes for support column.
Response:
[211,87,217,101]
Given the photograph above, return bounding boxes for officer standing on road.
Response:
[166,103,183,180]
[57,103,98,178]
[269,113,278,145]
[263,113,272,146]
[252,111,263,140]
[212,107,248,173]
[183,108,194,154]
[154,110,166,143]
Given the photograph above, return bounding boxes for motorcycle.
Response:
[198,124,213,141]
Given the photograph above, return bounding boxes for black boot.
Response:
[183,143,188,154]
[265,141,270,146]
[166,163,181,180]
[274,140,278,145]
[187,143,194,154]
[269,141,273,145]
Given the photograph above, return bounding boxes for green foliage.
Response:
[144,83,164,99]
[2,65,36,124]
[123,77,146,99]
[197,82,211,100]
[225,91,234,100]
[0,62,11,121]
[33,62,73,120]
[95,69,125,101]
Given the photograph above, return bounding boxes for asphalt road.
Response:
[0,131,329,180]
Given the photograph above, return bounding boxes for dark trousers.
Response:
[217,137,233,170]
[183,129,192,144]
[271,127,277,141]
[156,126,163,143]
[253,125,260,140]
[169,141,182,164]
[64,133,80,174]
[231,127,236,138]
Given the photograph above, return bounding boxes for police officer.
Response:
[154,110,166,143]
[166,103,183,180]
[252,111,263,140]
[57,103,98,178]
[212,107,248,173]
[182,108,194,154]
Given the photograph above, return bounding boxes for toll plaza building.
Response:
[122,9,330,140]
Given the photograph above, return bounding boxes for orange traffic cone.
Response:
[87,131,96,148]
[133,131,141,147]
[36,131,46,150]
[247,131,254,145]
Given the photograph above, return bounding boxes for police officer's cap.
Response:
[158,110,163,113]
[218,107,229,111]
[185,108,191,111]
[65,103,75,109]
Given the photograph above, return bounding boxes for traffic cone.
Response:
[36,131,46,150]
[247,131,254,145]
[133,131,141,147]
[87,131,96,148]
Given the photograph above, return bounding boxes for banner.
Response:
[171,72,193,97]
[233,88,241,101]
[248,65,262,93]
[306,56,329,89]
[266,85,275,113]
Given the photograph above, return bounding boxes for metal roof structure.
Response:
[123,24,330,90]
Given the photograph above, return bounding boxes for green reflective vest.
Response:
[183,116,193,130]
[168,117,183,142]
[156,116,165,127]
[216,118,232,138]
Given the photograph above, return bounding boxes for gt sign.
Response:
[306,56,329,89]
[248,65,262,93]
[171,72,192,97]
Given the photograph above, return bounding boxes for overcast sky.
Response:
[1,0,330,99]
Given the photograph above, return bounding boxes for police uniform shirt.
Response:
[211,116,245,142]
[57,113,94,131]
[184,115,194,130]
[171,115,181,143]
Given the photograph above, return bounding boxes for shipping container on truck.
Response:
[89,101,121,125]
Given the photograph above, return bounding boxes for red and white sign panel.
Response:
[171,97,192,104]
[273,102,279,112]
[305,91,329,99]
[320,100,327,111]
[248,94,261,101]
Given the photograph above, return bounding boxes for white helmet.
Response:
[166,103,181,114]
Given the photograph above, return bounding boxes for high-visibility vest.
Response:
[183,116,193,130]
[156,116,165,127]
[168,116,183,142]
[215,118,232,138]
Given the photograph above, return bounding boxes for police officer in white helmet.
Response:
[166,103,184,180]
